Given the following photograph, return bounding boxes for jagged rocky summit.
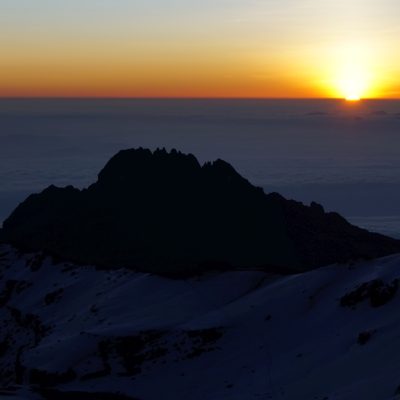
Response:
[1,148,400,274]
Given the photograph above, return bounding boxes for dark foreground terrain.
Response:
[2,149,400,399]
[0,245,400,399]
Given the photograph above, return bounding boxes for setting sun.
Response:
[340,72,366,101]
[323,42,384,101]
[336,63,369,101]
[345,95,361,101]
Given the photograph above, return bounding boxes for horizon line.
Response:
[0,96,399,101]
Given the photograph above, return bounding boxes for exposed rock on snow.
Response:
[1,244,400,399]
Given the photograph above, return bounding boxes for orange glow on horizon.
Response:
[0,42,395,99]
[2,1,400,99]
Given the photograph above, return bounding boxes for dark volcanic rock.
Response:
[340,279,399,308]
[1,148,400,275]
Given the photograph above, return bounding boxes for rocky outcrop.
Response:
[1,148,400,275]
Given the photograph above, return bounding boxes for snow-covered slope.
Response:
[1,244,400,400]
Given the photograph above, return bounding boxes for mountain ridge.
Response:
[1,147,400,275]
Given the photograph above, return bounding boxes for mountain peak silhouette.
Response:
[2,148,400,275]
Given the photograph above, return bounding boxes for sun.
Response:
[345,95,361,102]
[325,43,379,101]
[327,63,370,101]
[339,70,366,101]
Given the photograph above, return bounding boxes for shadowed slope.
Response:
[1,148,400,274]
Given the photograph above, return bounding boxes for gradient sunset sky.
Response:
[1,0,399,98]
